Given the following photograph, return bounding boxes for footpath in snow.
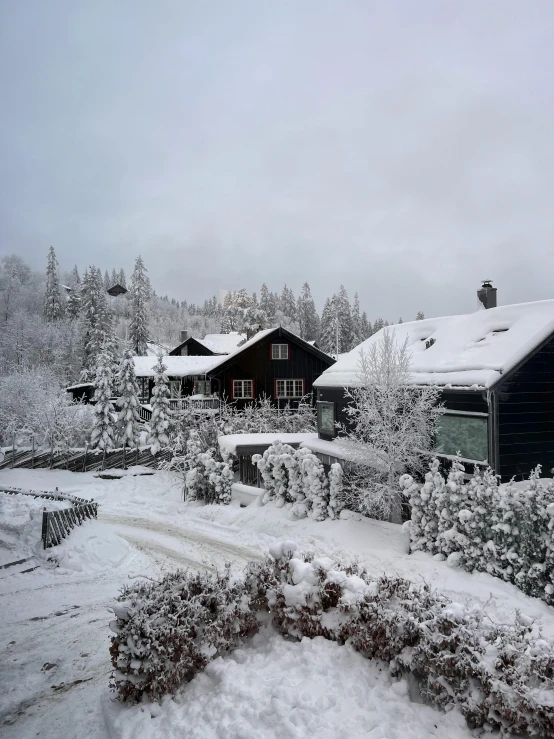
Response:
[1,467,554,739]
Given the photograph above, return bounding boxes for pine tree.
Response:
[104,270,111,291]
[116,349,141,448]
[416,311,425,321]
[66,290,81,320]
[90,353,116,450]
[129,256,150,355]
[259,283,274,320]
[148,354,171,455]
[111,268,118,287]
[319,297,336,354]
[81,266,118,376]
[279,285,297,323]
[297,282,319,341]
[360,312,371,340]
[118,268,127,288]
[351,292,362,347]
[70,265,81,286]
[336,285,353,352]
[373,317,385,335]
[44,246,63,322]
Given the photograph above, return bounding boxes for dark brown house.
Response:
[134,327,335,408]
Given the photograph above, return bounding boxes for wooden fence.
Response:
[0,446,172,473]
[41,501,98,549]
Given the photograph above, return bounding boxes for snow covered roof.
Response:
[219,433,318,455]
[146,341,169,356]
[66,382,95,391]
[314,299,554,390]
[133,355,221,377]
[198,332,246,354]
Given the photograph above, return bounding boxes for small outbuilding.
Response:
[314,283,554,481]
[107,284,128,297]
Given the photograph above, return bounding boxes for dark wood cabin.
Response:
[107,284,128,297]
[314,289,554,482]
[206,327,335,409]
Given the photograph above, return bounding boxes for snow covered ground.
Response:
[2,467,553,738]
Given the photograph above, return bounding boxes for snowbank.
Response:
[104,628,472,739]
[40,519,131,574]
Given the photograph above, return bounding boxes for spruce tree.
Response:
[148,354,171,454]
[297,282,319,341]
[373,317,385,335]
[90,353,116,450]
[279,284,297,323]
[66,290,81,320]
[336,285,353,352]
[260,283,275,322]
[360,312,371,339]
[70,265,81,286]
[319,297,336,354]
[111,268,118,286]
[416,311,425,321]
[351,292,362,347]
[129,256,150,355]
[81,266,118,376]
[118,268,127,288]
[116,349,141,448]
[44,246,63,322]
[104,270,111,291]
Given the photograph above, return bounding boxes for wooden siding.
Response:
[210,330,334,409]
[496,334,554,480]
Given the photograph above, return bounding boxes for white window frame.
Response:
[271,343,289,360]
[275,379,305,398]
[233,380,254,399]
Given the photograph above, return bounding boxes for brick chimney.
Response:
[477,280,497,310]
[180,329,189,343]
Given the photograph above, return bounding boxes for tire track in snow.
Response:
[99,513,264,565]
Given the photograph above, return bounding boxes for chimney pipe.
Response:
[180,329,189,343]
[477,280,497,310]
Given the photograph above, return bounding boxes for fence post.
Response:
[11,432,15,469]
[136,447,139,467]
[49,439,54,470]
[83,442,88,472]
[122,446,126,470]
[31,435,35,469]
[41,508,48,549]
[102,447,106,470]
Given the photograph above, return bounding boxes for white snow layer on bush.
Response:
[105,628,473,739]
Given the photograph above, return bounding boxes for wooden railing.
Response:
[168,397,221,411]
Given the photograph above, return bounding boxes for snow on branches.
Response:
[147,354,171,455]
[116,349,141,448]
[90,352,116,450]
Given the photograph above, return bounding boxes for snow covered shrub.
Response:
[327,462,344,519]
[219,394,316,436]
[178,431,233,504]
[253,441,295,506]
[109,565,260,703]
[299,450,329,521]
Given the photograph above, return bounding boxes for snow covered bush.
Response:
[168,429,233,505]
[327,462,344,519]
[405,460,554,604]
[337,329,443,522]
[218,394,316,435]
[109,565,260,703]
[110,544,554,736]
[253,442,330,519]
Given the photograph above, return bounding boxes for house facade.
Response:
[134,327,335,408]
[313,285,554,481]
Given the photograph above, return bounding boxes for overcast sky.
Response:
[1,1,553,320]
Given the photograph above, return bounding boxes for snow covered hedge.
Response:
[253,441,343,520]
[110,545,554,736]
[403,460,554,606]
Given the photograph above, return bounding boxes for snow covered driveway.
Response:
[2,467,554,738]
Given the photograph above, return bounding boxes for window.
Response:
[275,379,304,398]
[138,377,149,400]
[180,346,188,356]
[193,378,210,395]
[435,413,488,462]
[169,380,181,398]
[317,401,335,435]
[233,380,254,399]
[271,344,289,360]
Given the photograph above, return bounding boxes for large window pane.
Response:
[435,415,488,462]
[317,401,335,435]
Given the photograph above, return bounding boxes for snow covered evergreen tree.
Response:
[81,266,118,377]
[297,282,319,341]
[44,246,63,322]
[118,268,127,288]
[70,265,81,286]
[111,268,118,287]
[279,285,297,324]
[259,283,275,321]
[116,349,141,448]
[416,311,425,321]
[90,352,116,450]
[351,292,362,347]
[319,297,338,355]
[242,305,267,338]
[129,256,150,355]
[148,354,171,454]
[336,285,353,352]
[66,289,81,320]
[360,312,371,340]
[104,270,111,290]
